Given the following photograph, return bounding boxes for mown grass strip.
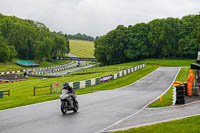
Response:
[69,39,94,58]
[114,115,200,133]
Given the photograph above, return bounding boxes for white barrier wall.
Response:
[65,64,146,89]
[91,78,96,86]
[114,73,118,79]
[80,81,86,89]
[124,70,127,75]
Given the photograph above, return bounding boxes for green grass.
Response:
[69,39,94,57]
[114,115,200,133]
[0,61,150,110]
[0,59,194,110]
[0,64,24,72]
[149,67,190,107]
[136,59,195,66]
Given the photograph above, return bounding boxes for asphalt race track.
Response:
[0,67,180,133]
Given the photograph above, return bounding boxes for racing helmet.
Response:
[63,82,69,88]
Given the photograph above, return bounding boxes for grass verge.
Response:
[114,115,200,133]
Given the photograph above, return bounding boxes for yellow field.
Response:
[69,40,94,58]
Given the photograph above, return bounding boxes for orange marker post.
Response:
[160,95,163,102]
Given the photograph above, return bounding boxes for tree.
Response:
[0,13,70,62]
[94,14,200,65]
[0,36,17,62]
[95,25,128,65]
[124,23,150,60]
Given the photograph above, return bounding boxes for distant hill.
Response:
[69,40,94,58]
[68,33,94,41]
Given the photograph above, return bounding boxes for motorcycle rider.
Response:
[61,82,76,107]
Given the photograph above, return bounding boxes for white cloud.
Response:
[0,0,199,36]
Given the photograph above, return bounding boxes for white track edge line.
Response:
[106,113,200,132]
[96,67,181,133]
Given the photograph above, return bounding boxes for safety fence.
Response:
[56,64,145,90]
[33,85,52,96]
[61,64,145,89]
[0,62,75,75]
[33,64,145,96]
[33,82,64,96]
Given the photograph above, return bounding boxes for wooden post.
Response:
[50,84,52,94]
[34,86,35,96]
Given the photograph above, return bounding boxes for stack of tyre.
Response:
[175,84,185,104]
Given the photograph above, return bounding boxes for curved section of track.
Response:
[0,67,180,133]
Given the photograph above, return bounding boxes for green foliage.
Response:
[68,33,94,41]
[0,36,17,62]
[0,13,70,62]
[95,14,200,65]
[95,25,129,65]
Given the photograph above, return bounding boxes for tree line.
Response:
[0,14,70,62]
[94,14,200,65]
[68,33,94,41]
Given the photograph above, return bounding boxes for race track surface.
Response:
[0,67,180,133]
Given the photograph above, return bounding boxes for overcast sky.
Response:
[0,0,199,37]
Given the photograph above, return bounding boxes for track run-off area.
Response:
[0,67,180,133]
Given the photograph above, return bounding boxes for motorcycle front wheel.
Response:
[61,101,68,114]
[73,100,79,112]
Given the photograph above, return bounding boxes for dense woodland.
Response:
[94,14,200,65]
[0,14,70,62]
[68,33,94,41]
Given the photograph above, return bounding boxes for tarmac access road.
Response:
[106,100,200,132]
[0,67,180,133]
[48,63,94,75]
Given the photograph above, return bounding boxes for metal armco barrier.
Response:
[53,57,97,62]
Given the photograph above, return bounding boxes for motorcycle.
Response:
[60,93,79,114]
